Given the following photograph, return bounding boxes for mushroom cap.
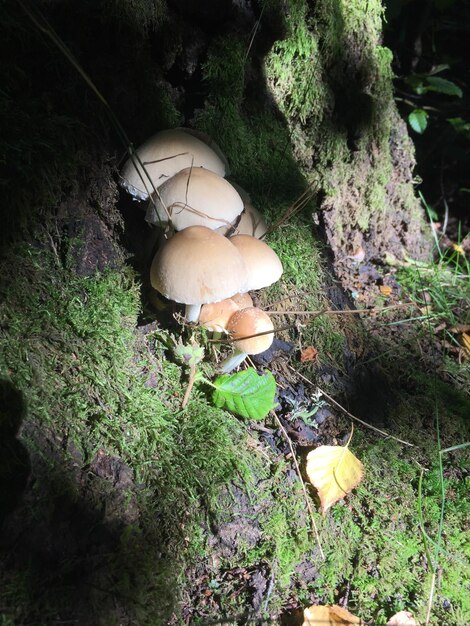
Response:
[230,292,253,309]
[199,298,240,333]
[229,234,283,291]
[226,307,274,354]
[150,226,247,305]
[146,167,244,230]
[216,203,268,239]
[235,204,268,239]
[120,128,227,201]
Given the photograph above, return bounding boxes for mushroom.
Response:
[120,128,228,201]
[216,203,268,239]
[235,204,268,239]
[199,298,240,336]
[229,234,283,291]
[221,307,274,373]
[230,292,253,309]
[150,226,247,322]
[145,167,244,230]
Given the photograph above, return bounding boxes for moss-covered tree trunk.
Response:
[188,0,432,287]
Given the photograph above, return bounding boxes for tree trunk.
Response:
[179,0,433,286]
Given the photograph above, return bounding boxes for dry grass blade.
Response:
[262,183,317,238]
[270,410,325,560]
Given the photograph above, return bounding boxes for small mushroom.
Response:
[230,292,253,309]
[217,203,268,239]
[235,204,268,239]
[221,307,274,373]
[199,298,240,337]
[150,226,247,322]
[145,167,244,230]
[229,234,283,291]
[120,128,228,201]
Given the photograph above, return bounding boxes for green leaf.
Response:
[428,64,450,76]
[425,76,462,98]
[212,368,276,420]
[447,117,470,138]
[408,109,428,134]
[404,75,425,94]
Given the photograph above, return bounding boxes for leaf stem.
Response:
[181,364,197,409]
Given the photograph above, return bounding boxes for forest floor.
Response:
[0,162,469,626]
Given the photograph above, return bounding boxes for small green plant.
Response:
[397,66,463,135]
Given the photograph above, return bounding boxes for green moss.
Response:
[305,435,469,625]
[265,1,328,126]
[0,244,256,624]
[266,218,346,371]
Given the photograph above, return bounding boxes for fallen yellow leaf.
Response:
[460,332,470,356]
[303,604,362,625]
[387,610,420,625]
[306,445,364,513]
[452,243,465,255]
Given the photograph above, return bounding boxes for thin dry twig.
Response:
[265,302,414,316]
[270,410,325,560]
[288,366,416,448]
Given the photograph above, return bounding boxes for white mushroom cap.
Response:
[229,234,283,291]
[220,307,274,372]
[234,204,268,239]
[120,128,228,201]
[145,167,244,230]
[216,203,268,239]
[150,226,247,321]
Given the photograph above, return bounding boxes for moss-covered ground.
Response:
[1,0,468,625]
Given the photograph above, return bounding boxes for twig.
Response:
[288,366,416,448]
[270,410,325,560]
[181,364,197,408]
[265,303,414,316]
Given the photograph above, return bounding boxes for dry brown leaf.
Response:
[303,604,362,625]
[306,445,364,513]
[387,610,420,625]
[449,324,470,333]
[300,346,319,362]
[379,285,392,296]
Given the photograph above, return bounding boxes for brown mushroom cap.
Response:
[199,298,240,333]
[150,226,246,307]
[226,307,274,355]
[120,128,227,201]
[230,292,253,309]
[229,234,283,291]
[146,167,244,229]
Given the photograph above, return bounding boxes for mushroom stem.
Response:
[185,304,202,323]
[220,349,248,374]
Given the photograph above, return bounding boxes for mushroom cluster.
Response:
[120,128,281,372]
